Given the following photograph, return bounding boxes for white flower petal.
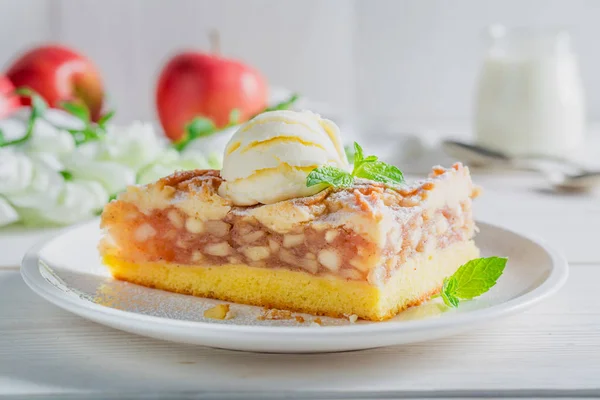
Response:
[0,149,34,194]
[96,122,164,171]
[66,159,136,195]
[18,180,108,226]
[25,120,75,155]
[5,161,64,209]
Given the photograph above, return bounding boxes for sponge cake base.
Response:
[103,240,479,321]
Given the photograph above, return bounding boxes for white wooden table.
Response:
[1,172,599,399]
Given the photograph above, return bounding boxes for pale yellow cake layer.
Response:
[103,240,479,321]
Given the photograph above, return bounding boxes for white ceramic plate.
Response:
[21,219,568,353]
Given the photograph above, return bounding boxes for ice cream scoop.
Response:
[219,110,349,205]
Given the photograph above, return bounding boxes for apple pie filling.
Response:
[100,166,476,286]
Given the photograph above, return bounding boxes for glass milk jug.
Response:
[474,26,586,157]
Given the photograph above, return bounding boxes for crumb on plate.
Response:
[257,308,294,321]
[204,304,230,320]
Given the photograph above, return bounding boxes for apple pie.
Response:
[99,162,480,321]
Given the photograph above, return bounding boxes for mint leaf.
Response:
[440,257,508,308]
[0,128,5,145]
[354,160,404,185]
[352,142,378,167]
[353,142,365,165]
[263,93,299,113]
[61,101,90,123]
[306,165,353,188]
[306,141,405,189]
[60,170,73,181]
[441,277,459,308]
[452,257,507,299]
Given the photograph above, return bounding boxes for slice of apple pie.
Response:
[100,163,480,321]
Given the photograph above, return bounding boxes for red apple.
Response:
[156,52,268,141]
[6,44,104,121]
[0,75,20,118]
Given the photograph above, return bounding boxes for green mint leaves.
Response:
[306,165,353,188]
[440,256,508,308]
[306,142,405,189]
[352,142,404,185]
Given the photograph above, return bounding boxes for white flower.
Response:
[4,156,64,210]
[63,157,136,195]
[18,180,108,226]
[181,125,237,157]
[95,122,164,171]
[0,107,78,155]
[136,149,211,185]
[0,148,34,195]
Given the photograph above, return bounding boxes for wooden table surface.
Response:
[1,172,599,399]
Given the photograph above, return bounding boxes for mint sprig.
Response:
[306,165,353,188]
[439,257,508,308]
[306,142,405,188]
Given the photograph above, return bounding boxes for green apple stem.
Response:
[209,29,221,55]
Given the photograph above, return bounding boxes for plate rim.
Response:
[20,219,569,337]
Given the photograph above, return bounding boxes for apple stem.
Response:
[209,29,221,55]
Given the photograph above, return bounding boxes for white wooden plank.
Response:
[0,263,597,396]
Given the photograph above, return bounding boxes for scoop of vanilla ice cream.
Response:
[218,110,349,205]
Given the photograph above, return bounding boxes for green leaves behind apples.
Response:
[174,108,241,152]
[175,93,299,151]
[263,93,299,113]
[228,108,240,125]
[97,110,116,128]
[16,87,48,119]
[60,100,115,146]
[173,117,217,152]
[61,101,90,122]
[0,87,49,147]
[440,256,508,308]
[59,170,73,181]
[306,142,404,189]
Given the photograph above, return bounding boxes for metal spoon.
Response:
[442,140,600,191]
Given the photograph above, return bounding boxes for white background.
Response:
[2,0,600,128]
